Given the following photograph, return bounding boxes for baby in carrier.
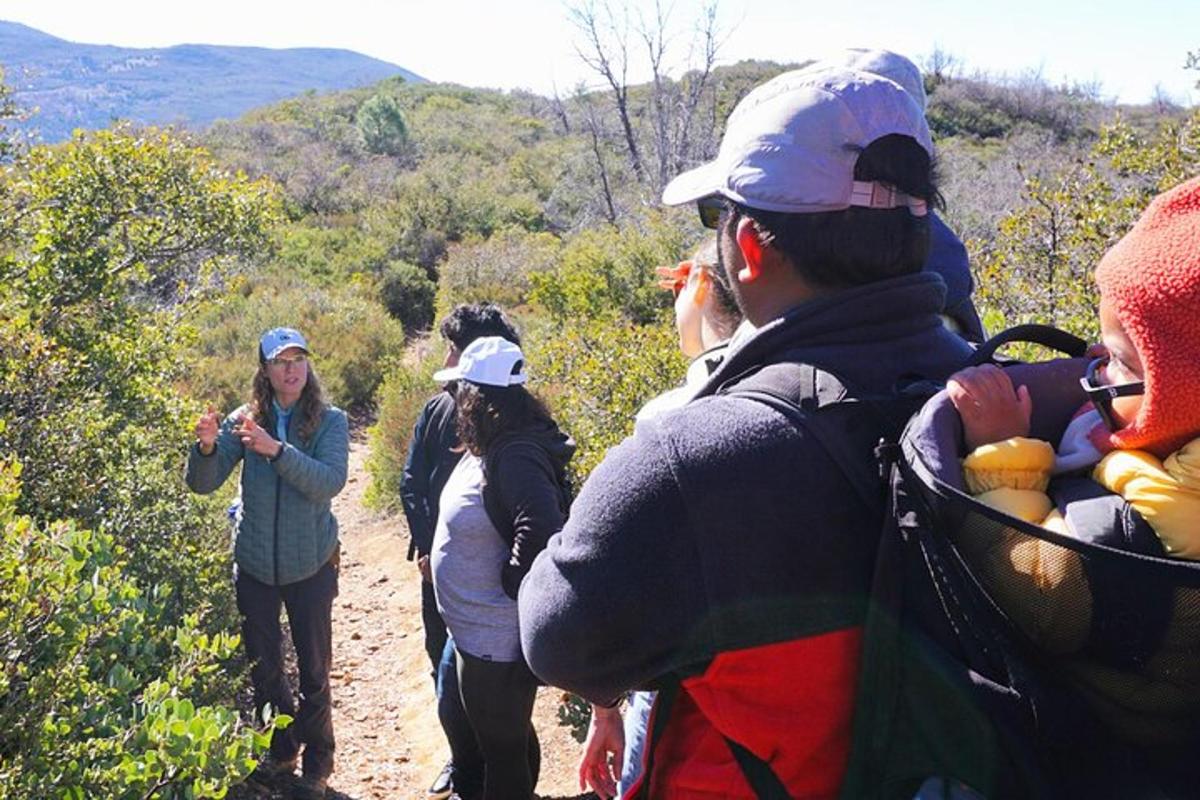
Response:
[943,176,1200,752]
[949,175,1200,559]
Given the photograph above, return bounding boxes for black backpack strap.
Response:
[725,362,926,508]
[967,324,1088,367]
[711,362,935,797]
[723,736,793,799]
[727,363,876,505]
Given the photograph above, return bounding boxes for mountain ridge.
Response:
[0,20,426,141]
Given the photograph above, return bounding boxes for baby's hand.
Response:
[947,364,1033,451]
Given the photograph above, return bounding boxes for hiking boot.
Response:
[294,774,329,800]
[246,752,298,786]
[427,760,454,799]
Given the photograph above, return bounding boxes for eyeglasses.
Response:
[656,260,692,298]
[1079,356,1143,432]
[267,353,308,368]
[696,196,726,230]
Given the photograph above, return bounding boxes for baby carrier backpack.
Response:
[841,325,1200,800]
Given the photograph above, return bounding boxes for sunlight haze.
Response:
[3,0,1197,105]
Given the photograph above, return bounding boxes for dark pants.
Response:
[422,579,448,681]
[455,646,541,800]
[427,582,485,792]
[236,557,338,779]
[439,637,485,797]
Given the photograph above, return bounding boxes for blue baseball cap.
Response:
[259,327,309,361]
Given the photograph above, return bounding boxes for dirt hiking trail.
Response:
[246,435,593,800]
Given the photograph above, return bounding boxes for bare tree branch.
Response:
[638,0,673,189]
[673,0,721,173]
[569,0,646,181]
[577,89,619,225]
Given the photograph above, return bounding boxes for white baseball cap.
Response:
[432,336,528,387]
[661,67,932,215]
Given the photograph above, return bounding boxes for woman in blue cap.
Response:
[186,326,349,800]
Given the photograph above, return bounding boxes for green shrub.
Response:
[0,125,280,796]
[379,259,438,331]
[356,93,410,157]
[363,336,448,512]
[532,317,686,485]
[276,220,391,286]
[0,459,281,799]
[528,213,685,324]
[926,74,1101,142]
[437,227,563,310]
[970,112,1200,341]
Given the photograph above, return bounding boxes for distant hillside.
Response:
[0,20,425,141]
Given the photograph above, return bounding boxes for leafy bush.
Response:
[970,111,1200,340]
[528,213,686,324]
[927,73,1103,142]
[276,220,391,286]
[0,459,281,799]
[363,336,448,512]
[379,259,438,331]
[0,125,280,795]
[533,317,686,485]
[437,227,563,310]
[0,125,276,537]
[556,691,593,744]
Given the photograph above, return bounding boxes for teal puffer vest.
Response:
[186,403,349,585]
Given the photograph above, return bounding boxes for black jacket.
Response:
[400,389,461,560]
[482,419,575,600]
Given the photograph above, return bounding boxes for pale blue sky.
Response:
[3,0,1196,105]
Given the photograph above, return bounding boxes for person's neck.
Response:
[698,318,733,353]
[274,394,299,412]
[744,282,826,327]
[738,249,827,326]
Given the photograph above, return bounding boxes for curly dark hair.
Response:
[455,381,553,457]
[439,303,522,352]
[249,361,328,442]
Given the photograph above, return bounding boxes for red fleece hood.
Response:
[1095,176,1200,458]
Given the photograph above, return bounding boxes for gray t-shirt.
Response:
[431,454,522,662]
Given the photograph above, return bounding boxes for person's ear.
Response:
[735,217,764,283]
[691,269,710,306]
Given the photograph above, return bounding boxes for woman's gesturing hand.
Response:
[235,415,283,459]
[195,405,220,455]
